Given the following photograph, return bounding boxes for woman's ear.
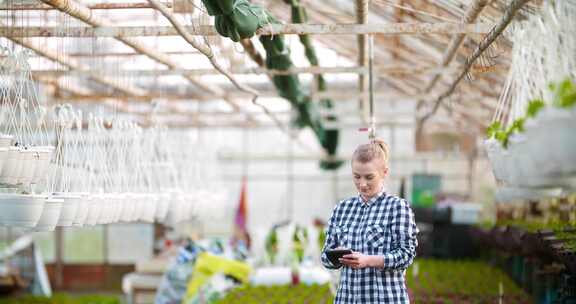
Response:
[382,167,389,177]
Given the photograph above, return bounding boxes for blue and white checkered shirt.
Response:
[321,189,418,303]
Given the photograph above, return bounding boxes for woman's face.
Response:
[352,159,388,200]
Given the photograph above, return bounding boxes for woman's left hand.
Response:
[339,252,380,269]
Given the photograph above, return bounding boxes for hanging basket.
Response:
[34,197,63,232]
[140,194,158,223]
[0,134,13,148]
[155,193,171,222]
[120,193,136,222]
[111,194,123,223]
[485,108,576,192]
[85,194,104,226]
[31,146,55,185]
[72,192,91,227]
[18,148,39,185]
[0,147,22,185]
[0,194,45,227]
[0,147,8,176]
[53,193,81,227]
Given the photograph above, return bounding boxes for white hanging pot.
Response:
[0,194,45,227]
[72,192,91,227]
[111,194,124,223]
[140,194,157,223]
[34,197,64,232]
[18,148,39,185]
[0,134,13,148]
[97,194,113,225]
[120,193,135,222]
[53,193,81,227]
[155,193,170,222]
[182,193,195,221]
[0,147,22,185]
[133,193,147,222]
[534,108,576,176]
[484,139,510,184]
[0,147,8,176]
[163,193,182,226]
[85,194,103,226]
[31,146,55,184]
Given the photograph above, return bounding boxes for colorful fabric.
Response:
[183,252,251,303]
[321,191,419,303]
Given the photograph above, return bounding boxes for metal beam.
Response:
[0,22,493,38]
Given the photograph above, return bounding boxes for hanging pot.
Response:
[0,193,45,227]
[140,194,157,223]
[133,193,147,222]
[120,193,136,222]
[53,193,81,227]
[155,193,170,222]
[164,192,183,226]
[18,148,39,185]
[0,134,13,147]
[85,194,103,226]
[72,192,91,227]
[97,194,114,224]
[34,197,63,231]
[0,147,8,176]
[31,146,55,184]
[0,147,22,185]
[484,139,510,184]
[111,193,124,223]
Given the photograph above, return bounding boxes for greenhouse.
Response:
[0,0,574,303]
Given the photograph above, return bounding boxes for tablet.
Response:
[326,248,352,266]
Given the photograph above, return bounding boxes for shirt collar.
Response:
[358,187,386,205]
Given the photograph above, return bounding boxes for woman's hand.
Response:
[339,252,383,269]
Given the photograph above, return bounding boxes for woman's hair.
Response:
[352,139,389,168]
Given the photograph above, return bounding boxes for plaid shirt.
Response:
[321,189,418,303]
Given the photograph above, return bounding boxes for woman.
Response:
[321,139,418,303]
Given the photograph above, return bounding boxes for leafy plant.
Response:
[406,259,529,300]
[549,77,576,108]
[215,283,333,304]
[0,294,120,304]
[265,228,278,264]
[526,99,545,118]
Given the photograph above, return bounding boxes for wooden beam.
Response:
[30,65,477,77]
[52,91,426,102]
[0,2,173,10]
[38,0,250,122]
[1,21,146,97]
[0,22,494,38]
[418,0,489,109]
[0,50,200,58]
[419,0,530,126]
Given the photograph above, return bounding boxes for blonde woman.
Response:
[322,139,418,303]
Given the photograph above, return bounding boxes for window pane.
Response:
[64,226,104,263]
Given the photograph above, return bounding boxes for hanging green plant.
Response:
[550,77,576,108]
[200,0,342,170]
[526,99,545,118]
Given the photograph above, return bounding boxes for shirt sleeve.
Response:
[380,199,418,271]
[321,204,341,270]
